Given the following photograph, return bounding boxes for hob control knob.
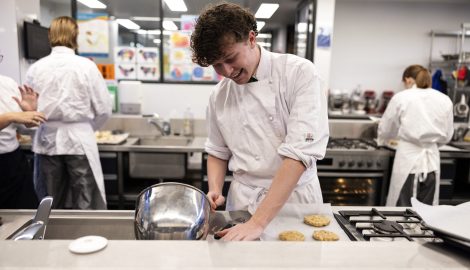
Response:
[357,161,364,167]
[366,161,373,167]
[348,161,355,167]
[338,161,345,167]
[376,161,382,168]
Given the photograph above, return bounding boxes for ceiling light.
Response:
[132,17,160,21]
[255,3,279,19]
[116,19,140,30]
[163,21,178,31]
[163,0,187,12]
[297,22,307,33]
[77,0,106,9]
[257,21,266,31]
[153,39,161,44]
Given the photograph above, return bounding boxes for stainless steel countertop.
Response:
[20,136,207,153]
[0,208,469,269]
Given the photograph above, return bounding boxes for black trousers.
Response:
[397,172,436,206]
[0,147,38,209]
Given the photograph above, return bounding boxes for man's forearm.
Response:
[207,154,228,193]
[250,158,306,228]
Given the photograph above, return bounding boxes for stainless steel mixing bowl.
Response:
[134,182,211,240]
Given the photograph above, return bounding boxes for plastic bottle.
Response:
[183,107,194,136]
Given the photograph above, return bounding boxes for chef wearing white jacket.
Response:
[191,3,329,240]
[25,16,112,209]
[0,75,44,209]
[378,65,453,206]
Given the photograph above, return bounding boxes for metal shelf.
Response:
[430,30,470,38]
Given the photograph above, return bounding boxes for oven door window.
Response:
[318,172,383,206]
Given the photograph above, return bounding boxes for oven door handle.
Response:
[318,172,384,178]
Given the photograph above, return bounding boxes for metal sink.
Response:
[128,136,192,179]
[44,216,135,240]
[135,136,192,146]
[6,210,250,240]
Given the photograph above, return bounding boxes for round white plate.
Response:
[68,235,108,254]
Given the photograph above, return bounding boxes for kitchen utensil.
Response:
[134,182,211,240]
[454,94,469,118]
[9,196,53,240]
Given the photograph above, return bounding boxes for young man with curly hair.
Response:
[191,2,329,240]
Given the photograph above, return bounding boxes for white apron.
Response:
[224,54,323,213]
[386,140,440,206]
[35,121,106,208]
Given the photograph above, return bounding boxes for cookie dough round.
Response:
[312,230,339,241]
[304,215,330,227]
[279,230,305,241]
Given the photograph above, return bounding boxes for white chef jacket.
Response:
[378,86,453,205]
[0,75,22,154]
[25,46,112,155]
[205,46,329,209]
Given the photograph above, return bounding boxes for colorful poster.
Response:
[115,47,136,63]
[180,15,198,31]
[115,63,136,80]
[77,13,109,57]
[170,31,191,48]
[192,65,216,81]
[136,47,159,64]
[137,64,159,81]
[168,64,192,81]
[170,48,191,64]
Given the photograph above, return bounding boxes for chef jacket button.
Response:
[268,116,274,121]
[269,80,273,84]
[255,155,260,160]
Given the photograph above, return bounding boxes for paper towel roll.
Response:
[118,81,142,104]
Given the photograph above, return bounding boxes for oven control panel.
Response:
[317,153,389,171]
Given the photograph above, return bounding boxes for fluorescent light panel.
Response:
[132,17,160,21]
[116,19,140,30]
[77,0,106,9]
[163,21,178,31]
[257,21,265,31]
[255,3,279,19]
[163,0,187,12]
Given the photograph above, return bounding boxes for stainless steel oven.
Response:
[318,138,391,206]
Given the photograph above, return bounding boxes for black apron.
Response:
[0,147,39,209]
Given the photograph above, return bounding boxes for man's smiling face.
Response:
[212,31,259,85]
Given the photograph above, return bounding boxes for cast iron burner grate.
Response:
[327,138,378,150]
[334,208,439,242]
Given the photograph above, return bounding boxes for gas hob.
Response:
[334,208,440,243]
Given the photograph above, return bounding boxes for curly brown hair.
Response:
[191,2,258,67]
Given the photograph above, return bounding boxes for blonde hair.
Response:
[402,64,431,89]
[49,16,78,49]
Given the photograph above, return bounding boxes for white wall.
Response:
[119,82,214,119]
[330,0,470,94]
[0,0,22,82]
[314,0,336,92]
[0,0,40,83]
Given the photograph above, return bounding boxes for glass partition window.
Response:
[69,0,289,83]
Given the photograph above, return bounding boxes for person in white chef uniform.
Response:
[0,76,45,209]
[378,64,453,206]
[190,3,329,240]
[25,16,112,209]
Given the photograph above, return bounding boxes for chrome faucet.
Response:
[148,118,171,136]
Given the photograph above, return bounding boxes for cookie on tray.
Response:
[312,230,339,241]
[303,215,330,227]
[279,230,305,241]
